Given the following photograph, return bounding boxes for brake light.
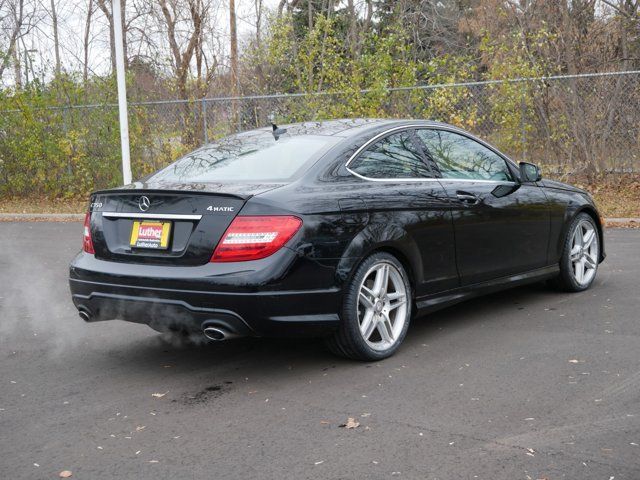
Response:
[211,215,302,262]
[83,212,95,254]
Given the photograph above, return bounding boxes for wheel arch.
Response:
[335,224,423,295]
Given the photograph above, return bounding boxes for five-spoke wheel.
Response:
[357,262,408,351]
[551,212,601,292]
[569,219,599,287]
[326,252,411,361]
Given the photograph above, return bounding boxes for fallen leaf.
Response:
[320,421,330,425]
[339,417,360,429]
[136,425,146,432]
[59,471,72,478]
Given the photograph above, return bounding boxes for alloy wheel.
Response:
[356,262,409,351]
[569,220,599,286]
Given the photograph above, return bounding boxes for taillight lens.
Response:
[211,215,302,262]
[83,212,95,254]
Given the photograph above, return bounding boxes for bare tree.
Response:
[83,0,94,83]
[254,0,263,47]
[154,0,219,140]
[1,0,40,85]
[50,0,60,75]
[96,0,128,73]
[229,0,238,94]
[0,0,24,79]
[158,0,200,98]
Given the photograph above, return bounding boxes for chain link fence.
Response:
[1,70,639,196]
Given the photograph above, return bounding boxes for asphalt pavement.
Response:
[0,222,639,479]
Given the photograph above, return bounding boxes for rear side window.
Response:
[348,131,432,179]
[151,133,336,183]
[416,129,513,181]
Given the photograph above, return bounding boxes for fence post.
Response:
[202,97,208,144]
[520,81,527,161]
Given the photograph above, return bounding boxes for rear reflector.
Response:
[211,215,302,262]
[83,212,95,254]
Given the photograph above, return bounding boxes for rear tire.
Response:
[326,252,412,361]
[550,212,600,292]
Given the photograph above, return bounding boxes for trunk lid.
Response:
[89,182,284,265]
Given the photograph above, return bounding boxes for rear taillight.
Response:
[211,215,302,262]
[83,212,95,254]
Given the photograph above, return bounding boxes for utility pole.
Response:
[112,0,132,185]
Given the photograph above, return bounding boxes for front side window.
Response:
[348,131,432,179]
[416,129,513,181]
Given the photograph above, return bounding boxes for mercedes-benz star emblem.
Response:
[138,196,151,212]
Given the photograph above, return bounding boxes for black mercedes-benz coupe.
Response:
[69,118,604,360]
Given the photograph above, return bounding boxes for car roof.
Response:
[248,118,453,138]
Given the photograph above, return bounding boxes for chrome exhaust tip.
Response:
[78,309,92,322]
[203,326,227,341]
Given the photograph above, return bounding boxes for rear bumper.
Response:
[69,250,342,337]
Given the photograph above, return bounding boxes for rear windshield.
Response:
[150,132,336,183]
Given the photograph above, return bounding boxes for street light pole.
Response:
[112,0,132,185]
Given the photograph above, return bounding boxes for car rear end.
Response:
[69,130,345,339]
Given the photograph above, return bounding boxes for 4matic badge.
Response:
[206,206,235,212]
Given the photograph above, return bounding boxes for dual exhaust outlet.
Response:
[202,324,238,341]
[78,309,92,322]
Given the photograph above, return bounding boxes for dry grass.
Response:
[577,175,640,219]
[0,198,87,214]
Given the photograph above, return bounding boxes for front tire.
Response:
[551,212,600,292]
[326,252,412,361]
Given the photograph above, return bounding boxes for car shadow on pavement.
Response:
[82,280,569,377]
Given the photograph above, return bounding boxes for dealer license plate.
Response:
[129,221,171,249]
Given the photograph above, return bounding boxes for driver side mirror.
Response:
[519,162,542,183]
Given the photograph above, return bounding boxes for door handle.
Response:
[456,191,479,204]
